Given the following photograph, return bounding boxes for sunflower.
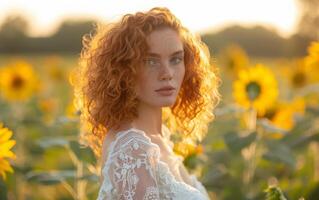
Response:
[0,122,16,180]
[304,41,319,83]
[173,141,204,158]
[233,64,279,116]
[280,58,311,89]
[289,59,311,89]
[0,60,41,102]
[261,97,305,139]
[65,98,80,119]
[219,44,249,78]
[37,97,58,124]
[43,56,67,82]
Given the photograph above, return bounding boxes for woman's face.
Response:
[135,27,185,108]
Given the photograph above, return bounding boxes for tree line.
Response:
[0,0,318,58]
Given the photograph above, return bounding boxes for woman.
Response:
[72,6,221,200]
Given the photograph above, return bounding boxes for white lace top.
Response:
[96,126,210,200]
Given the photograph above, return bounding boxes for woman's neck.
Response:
[132,102,163,137]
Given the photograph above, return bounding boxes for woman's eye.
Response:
[145,58,159,66]
[171,57,183,65]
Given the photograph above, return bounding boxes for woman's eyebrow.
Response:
[147,50,184,57]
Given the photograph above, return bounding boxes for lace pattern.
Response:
[110,131,160,199]
[96,128,211,200]
[143,186,161,200]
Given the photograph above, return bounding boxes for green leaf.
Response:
[201,165,228,187]
[183,154,206,170]
[26,170,98,185]
[78,174,99,182]
[37,138,69,149]
[215,104,245,116]
[26,170,75,185]
[288,131,319,149]
[69,141,96,164]
[263,140,295,168]
[257,119,288,135]
[55,116,79,124]
[224,131,257,153]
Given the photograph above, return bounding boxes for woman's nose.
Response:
[159,62,173,81]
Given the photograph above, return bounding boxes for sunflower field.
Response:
[0,41,318,200]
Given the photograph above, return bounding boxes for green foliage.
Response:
[264,186,287,200]
[1,52,318,200]
[224,131,257,153]
[263,140,295,168]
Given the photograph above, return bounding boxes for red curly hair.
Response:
[70,7,221,158]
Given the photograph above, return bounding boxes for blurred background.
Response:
[0,0,318,199]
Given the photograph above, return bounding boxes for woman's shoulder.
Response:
[101,124,175,167]
[100,128,160,175]
[102,127,159,159]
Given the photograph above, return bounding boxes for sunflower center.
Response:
[292,72,306,88]
[228,59,235,69]
[11,75,24,89]
[263,107,277,119]
[246,81,261,101]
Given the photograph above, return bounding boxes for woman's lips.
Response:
[155,88,175,96]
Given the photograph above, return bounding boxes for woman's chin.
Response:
[159,99,176,107]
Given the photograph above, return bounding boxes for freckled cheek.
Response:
[136,75,155,94]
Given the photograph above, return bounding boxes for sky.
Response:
[0,0,300,38]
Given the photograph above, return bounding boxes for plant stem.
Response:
[76,161,87,200]
[243,106,258,184]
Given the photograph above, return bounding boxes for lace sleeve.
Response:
[189,174,210,199]
[107,131,161,200]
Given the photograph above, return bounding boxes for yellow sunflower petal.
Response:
[233,64,278,116]
[0,127,13,143]
[0,158,14,180]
